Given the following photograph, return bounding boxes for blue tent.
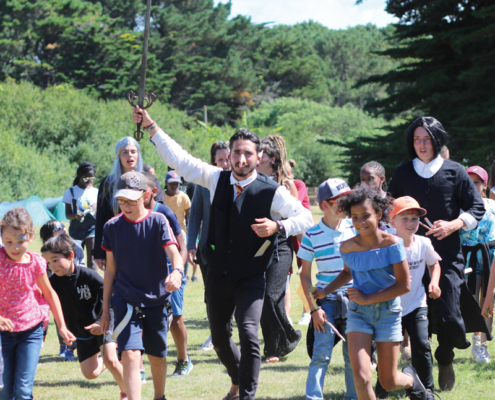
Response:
[43,197,69,223]
[0,196,57,225]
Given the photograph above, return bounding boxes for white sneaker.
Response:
[298,312,311,326]
[472,334,481,358]
[201,335,214,351]
[475,343,490,363]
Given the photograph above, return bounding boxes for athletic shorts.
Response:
[171,278,186,316]
[346,298,403,342]
[111,295,169,358]
[76,310,115,363]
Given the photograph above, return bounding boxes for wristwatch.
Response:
[277,220,286,235]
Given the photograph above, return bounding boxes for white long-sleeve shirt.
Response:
[150,129,313,237]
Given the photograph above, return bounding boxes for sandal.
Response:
[265,356,280,363]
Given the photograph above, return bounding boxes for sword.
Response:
[127,0,156,141]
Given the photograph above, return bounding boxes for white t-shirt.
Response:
[400,235,441,316]
[62,185,98,217]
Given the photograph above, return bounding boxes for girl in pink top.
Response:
[0,208,76,400]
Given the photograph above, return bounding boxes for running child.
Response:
[314,187,429,400]
[375,196,441,398]
[40,219,85,359]
[41,233,127,399]
[99,171,183,400]
[298,178,357,400]
[142,172,193,377]
[0,208,76,400]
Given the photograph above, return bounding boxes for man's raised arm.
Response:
[133,106,220,192]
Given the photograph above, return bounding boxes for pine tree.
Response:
[341,0,495,182]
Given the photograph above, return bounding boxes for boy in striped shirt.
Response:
[298,178,357,400]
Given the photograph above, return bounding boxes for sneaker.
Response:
[425,389,440,400]
[201,335,214,351]
[403,365,427,400]
[375,378,389,399]
[120,392,128,400]
[298,312,311,326]
[475,343,490,363]
[472,334,481,358]
[64,349,75,362]
[59,345,67,358]
[191,275,198,282]
[171,356,193,377]
[140,369,147,384]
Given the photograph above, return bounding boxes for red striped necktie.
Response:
[234,184,245,200]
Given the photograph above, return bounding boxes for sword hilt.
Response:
[127,90,157,141]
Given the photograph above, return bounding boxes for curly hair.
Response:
[338,185,393,223]
[259,135,290,185]
[0,207,35,236]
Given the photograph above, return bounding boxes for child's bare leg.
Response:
[348,332,375,400]
[169,315,188,360]
[102,343,126,393]
[148,355,167,400]
[122,349,142,400]
[376,342,413,391]
[80,353,106,380]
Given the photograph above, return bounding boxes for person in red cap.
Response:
[388,117,489,391]
[461,166,495,363]
[374,196,441,399]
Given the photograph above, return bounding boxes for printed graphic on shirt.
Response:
[77,284,92,300]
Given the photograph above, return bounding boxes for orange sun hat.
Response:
[390,196,427,219]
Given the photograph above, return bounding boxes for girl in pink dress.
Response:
[0,208,76,400]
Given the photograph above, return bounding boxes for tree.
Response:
[343,0,495,181]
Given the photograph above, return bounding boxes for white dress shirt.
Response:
[150,129,313,237]
[413,155,477,230]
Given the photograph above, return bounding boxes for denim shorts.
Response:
[111,295,169,357]
[346,298,403,342]
[171,278,186,316]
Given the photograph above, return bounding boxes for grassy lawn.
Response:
[29,208,495,399]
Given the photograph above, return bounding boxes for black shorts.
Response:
[76,310,115,363]
[76,335,105,363]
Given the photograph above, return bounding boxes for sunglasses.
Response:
[54,223,65,232]
[82,177,96,182]
[116,192,145,206]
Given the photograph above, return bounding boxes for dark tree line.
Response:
[0,0,398,124]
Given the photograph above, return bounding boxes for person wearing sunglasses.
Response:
[63,161,98,270]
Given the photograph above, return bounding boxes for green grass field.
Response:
[29,208,495,399]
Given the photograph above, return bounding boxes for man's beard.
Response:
[232,162,256,178]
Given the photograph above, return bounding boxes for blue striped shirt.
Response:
[297,218,357,298]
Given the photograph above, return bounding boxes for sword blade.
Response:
[138,0,152,107]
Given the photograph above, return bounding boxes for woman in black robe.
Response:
[388,116,490,391]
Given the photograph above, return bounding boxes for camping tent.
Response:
[43,197,69,223]
[0,195,57,225]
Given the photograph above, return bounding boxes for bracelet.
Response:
[310,307,320,315]
[173,268,184,276]
[143,120,155,129]
[144,122,157,132]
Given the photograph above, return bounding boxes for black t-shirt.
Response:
[49,265,104,339]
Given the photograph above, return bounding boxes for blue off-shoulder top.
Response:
[340,239,407,295]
